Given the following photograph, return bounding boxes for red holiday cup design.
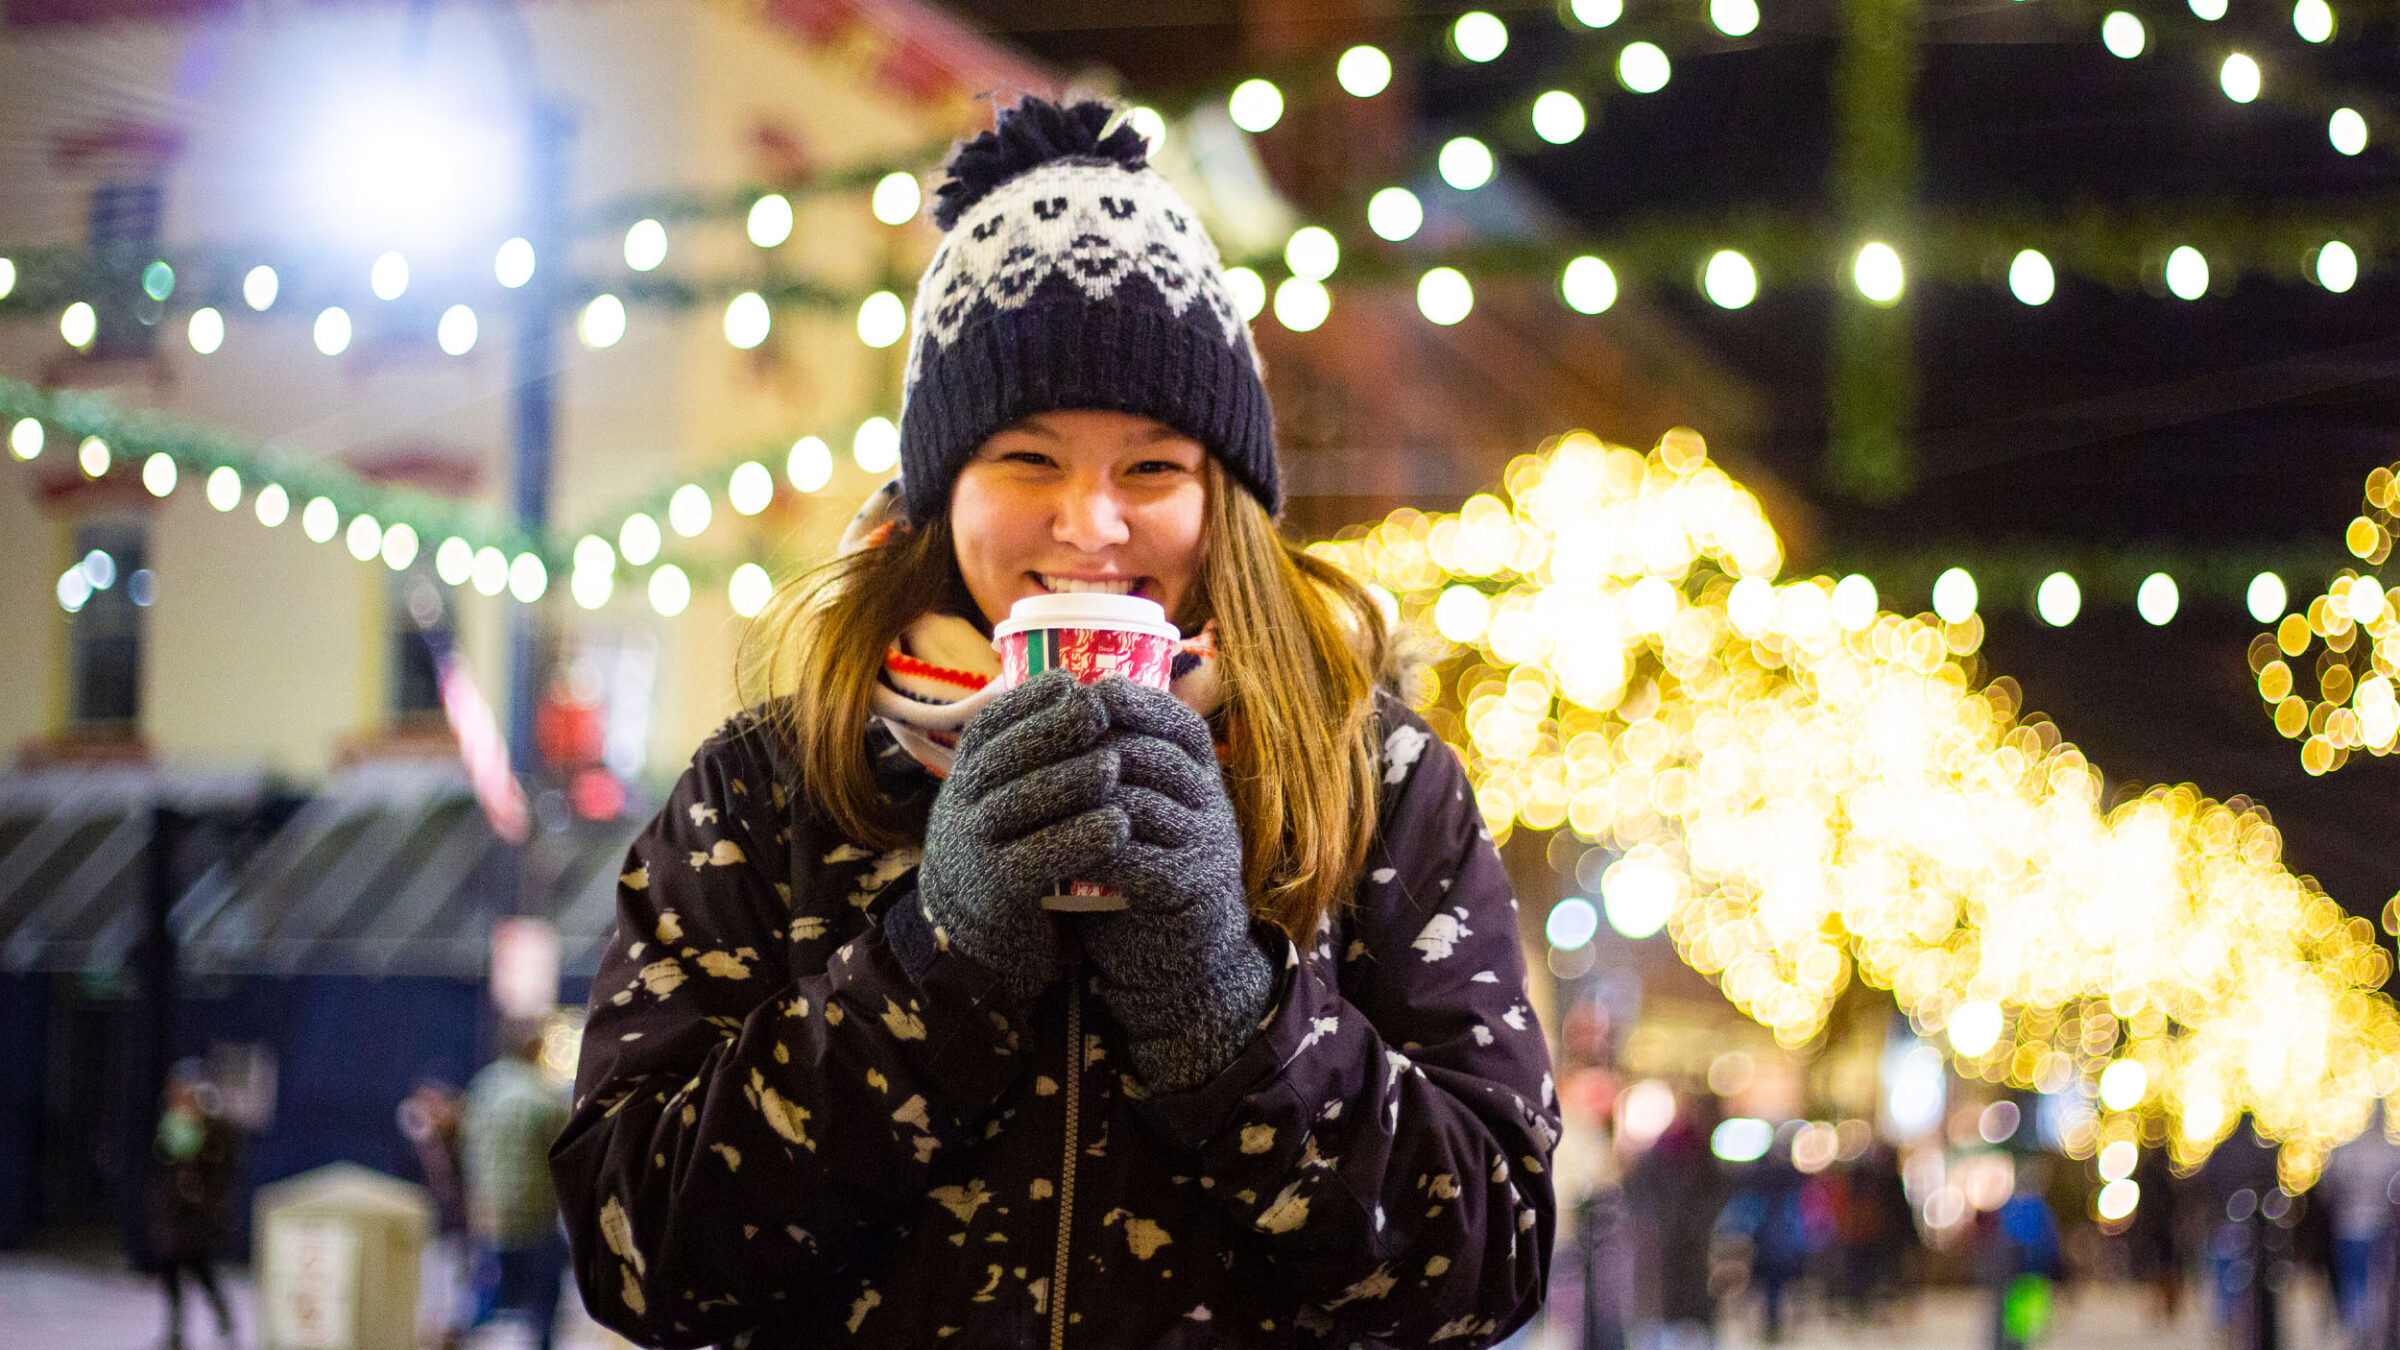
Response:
[991,593,1182,912]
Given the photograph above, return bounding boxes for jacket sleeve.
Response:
[1136,697,1560,1347]
[551,719,1030,1348]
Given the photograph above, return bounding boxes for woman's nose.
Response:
[1053,481,1131,551]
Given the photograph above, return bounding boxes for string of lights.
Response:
[1309,426,2400,1190]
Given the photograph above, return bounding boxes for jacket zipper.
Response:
[1048,950,1083,1350]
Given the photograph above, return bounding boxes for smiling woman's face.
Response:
[948,409,1209,630]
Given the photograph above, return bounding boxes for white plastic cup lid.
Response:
[992,592,1180,643]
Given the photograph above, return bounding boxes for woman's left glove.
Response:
[1077,678,1273,1094]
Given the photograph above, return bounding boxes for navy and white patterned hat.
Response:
[897,98,1280,524]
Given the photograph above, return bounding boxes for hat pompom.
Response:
[931,98,1150,232]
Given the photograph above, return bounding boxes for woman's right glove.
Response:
[915,670,1127,1012]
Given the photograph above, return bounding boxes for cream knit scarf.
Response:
[839,481,1224,777]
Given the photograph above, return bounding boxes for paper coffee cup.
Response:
[991,593,1181,911]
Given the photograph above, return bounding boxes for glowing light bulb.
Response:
[2166,246,2210,300]
[2009,249,2055,305]
[1703,251,1757,309]
[748,194,794,248]
[188,307,224,355]
[668,484,713,537]
[1619,42,1671,93]
[205,466,240,512]
[1933,568,1979,623]
[787,436,833,492]
[314,307,352,356]
[729,562,774,618]
[370,251,409,300]
[2137,572,2179,625]
[1531,91,1586,145]
[1417,268,1473,325]
[494,238,535,288]
[1337,45,1392,97]
[1285,226,1340,282]
[437,304,478,356]
[2330,108,2368,155]
[2248,572,2288,622]
[857,290,906,348]
[580,295,627,349]
[2317,241,2358,293]
[728,460,775,516]
[725,292,771,349]
[623,219,668,272]
[1274,277,1330,332]
[1222,267,1266,320]
[1853,242,1904,304]
[619,513,662,567]
[2036,571,2082,626]
[853,417,901,473]
[2221,53,2261,103]
[871,171,922,225]
[2102,11,2146,57]
[1453,11,1508,61]
[1228,79,1284,133]
[243,264,280,311]
[1562,256,1617,314]
[649,564,691,617]
[1439,137,1494,190]
[141,453,177,498]
[1711,0,1761,36]
[1367,187,1423,242]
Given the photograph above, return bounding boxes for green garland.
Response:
[0,376,542,562]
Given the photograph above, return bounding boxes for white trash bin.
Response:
[252,1162,432,1350]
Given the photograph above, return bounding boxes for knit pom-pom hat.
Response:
[896,97,1280,525]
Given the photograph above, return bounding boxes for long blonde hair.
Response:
[739,459,1388,942]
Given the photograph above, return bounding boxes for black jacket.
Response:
[553,694,1558,1348]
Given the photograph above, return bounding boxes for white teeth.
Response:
[1039,575,1138,595]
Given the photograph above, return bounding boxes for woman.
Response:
[554,97,1557,1349]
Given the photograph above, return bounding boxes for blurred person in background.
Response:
[1977,1156,2063,1350]
[150,1059,239,1350]
[551,96,1558,1350]
[1736,1133,1820,1345]
[464,1022,571,1350]
[2319,1111,2400,1346]
[1625,1097,1726,1349]
[2125,1143,2186,1327]
[1827,1142,1915,1322]
[399,1078,470,1349]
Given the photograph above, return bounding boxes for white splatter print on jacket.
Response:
[552,691,1558,1348]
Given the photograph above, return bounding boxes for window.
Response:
[391,569,447,721]
[87,182,164,361]
[67,520,148,727]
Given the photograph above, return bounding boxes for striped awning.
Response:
[0,762,641,979]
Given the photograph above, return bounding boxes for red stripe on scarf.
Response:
[885,650,993,693]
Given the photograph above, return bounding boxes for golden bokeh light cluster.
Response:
[1313,429,2400,1187]
[2253,462,2400,775]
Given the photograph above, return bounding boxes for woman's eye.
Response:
[1132,460,1193,476]
[1001,451,1055,467]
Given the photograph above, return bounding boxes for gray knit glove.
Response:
[919,671,1126,1013]
[1076,678,1273,1094]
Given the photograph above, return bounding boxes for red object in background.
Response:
[536,690,605,770]
[570,768,627,822]
[436,654,527,845]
